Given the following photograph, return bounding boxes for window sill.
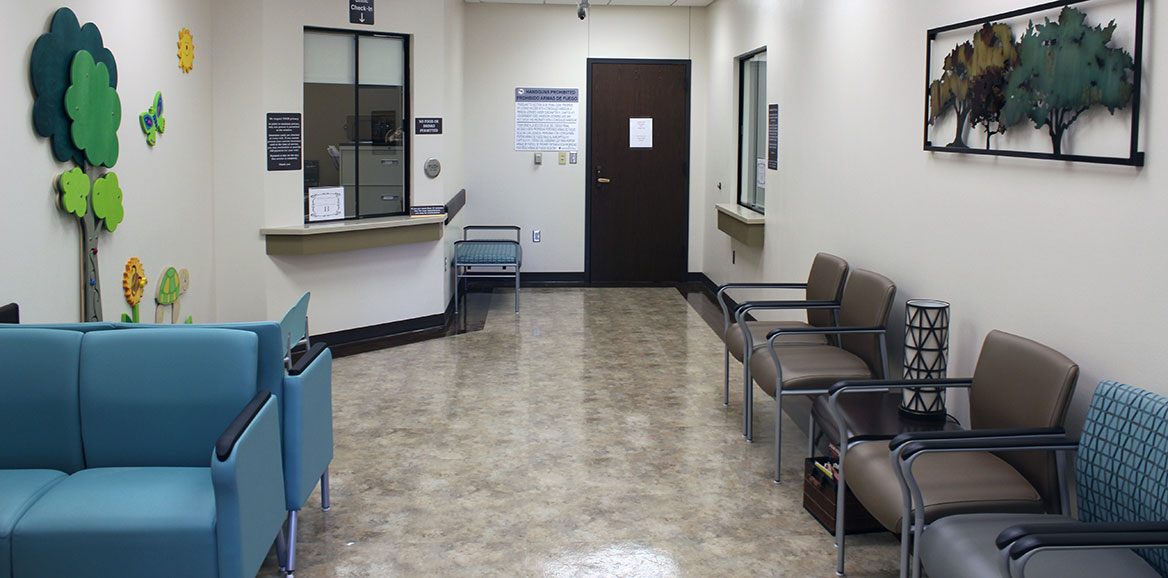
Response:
[261,214,445,255]
[715,203,765,247]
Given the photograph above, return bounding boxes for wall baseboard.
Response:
[316,272,720,353]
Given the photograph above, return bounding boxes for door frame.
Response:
[585,58,692,284]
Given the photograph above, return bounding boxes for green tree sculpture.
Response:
[31,8,123,322]
[1001,7,1135,155]
[966,23,1019,149]
[928,41,975,147]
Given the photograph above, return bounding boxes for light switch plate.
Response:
[533,230,541,243]
[558,152,567,165]
[534,153,542,165]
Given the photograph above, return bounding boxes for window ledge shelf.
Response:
[262,214,445,255]
[715,203,764,247]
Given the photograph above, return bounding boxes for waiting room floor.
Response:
[264,287,901,577]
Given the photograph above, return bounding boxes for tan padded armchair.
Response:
[838,330,1079,578]
[747,268,896,482]
[716,253,849,439]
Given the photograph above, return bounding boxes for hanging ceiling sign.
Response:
[350,0,374,25]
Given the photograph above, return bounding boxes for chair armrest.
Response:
[892,427,1068,454]
[998,521,1168,551]
[766,325,883,342]
[282,344,334,510]
[212,391,286,578]
[1001,522,1168,578]
[737,300,839,315]
[716,283,808,329]
[289,342,328,376]
[828,377,973,397]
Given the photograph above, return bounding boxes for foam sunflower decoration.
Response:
[177,28,194,73]
[122,258,147,323]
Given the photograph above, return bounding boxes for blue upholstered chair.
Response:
[119,319,333,578]
[1,328,286,578]
[904,380,1168,578]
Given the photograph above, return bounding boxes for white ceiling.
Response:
[464,0,715,6]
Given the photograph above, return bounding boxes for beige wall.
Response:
[700,0,1168,419]
[212,0,465,333]
[461,4,708,273]
[2,1,215,323]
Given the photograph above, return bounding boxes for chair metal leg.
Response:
[276,524,288,572]
[773,393,784,483]
[514,269,520,313]
[454,271,461,315]
[287,510,298,577]
[835,444,848,576]
[320,468,331,511]
[723,348,730,407]
[743,350,754,441]
[807,412,816,458]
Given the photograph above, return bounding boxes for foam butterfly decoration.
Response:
[139,91,166,146]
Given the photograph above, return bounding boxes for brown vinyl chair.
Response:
[716,253,849,439]
[747,268,896,482]
[836,330,1079,578]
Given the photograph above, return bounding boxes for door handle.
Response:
[597,178,611,183]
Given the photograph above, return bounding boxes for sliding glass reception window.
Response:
[303,29,409,222]
[738,49,766,213]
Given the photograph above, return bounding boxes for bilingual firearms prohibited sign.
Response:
[350,0,373,25]
[514,87,579,152]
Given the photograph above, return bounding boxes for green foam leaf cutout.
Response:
[57,167,90,218]
[92,171,123,232]
[65,50,121,167]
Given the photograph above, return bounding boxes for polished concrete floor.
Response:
[265,287,901,577]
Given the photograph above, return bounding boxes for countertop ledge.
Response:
[714,203,765,225]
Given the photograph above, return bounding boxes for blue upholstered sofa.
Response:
[0,327,286,577]
[2,320,334,577]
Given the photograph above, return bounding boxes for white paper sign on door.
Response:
[630,118,653,148]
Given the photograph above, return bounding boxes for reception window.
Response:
[303,29,409,221]
[738,49,766,213]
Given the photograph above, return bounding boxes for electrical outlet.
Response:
[569,152,578,164]
[533,229,541,243]
[558,152,567,165]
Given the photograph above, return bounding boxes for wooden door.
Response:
[587,60,690,283]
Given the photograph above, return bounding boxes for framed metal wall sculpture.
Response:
[924,0,1145,166]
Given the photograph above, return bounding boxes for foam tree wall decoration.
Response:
[31,7,124,321]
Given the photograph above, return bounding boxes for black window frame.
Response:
[303,26,411,223]
[737,47,767,214]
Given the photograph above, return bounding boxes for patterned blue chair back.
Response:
[1076,380,1168,574]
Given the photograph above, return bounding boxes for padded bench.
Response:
[453,225,522,314]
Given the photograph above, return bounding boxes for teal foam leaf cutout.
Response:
[92,171,123,232]
[57,167,90,218]
[30,7,118,166]
[65,50,121,167]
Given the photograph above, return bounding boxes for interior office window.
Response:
[738,50,766,213]
[303,29,409,221]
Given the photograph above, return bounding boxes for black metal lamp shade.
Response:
[899,299,950,420]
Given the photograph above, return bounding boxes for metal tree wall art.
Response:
[31,7,124,321]
[924,0,1144,166]
[1001,7,1134,155]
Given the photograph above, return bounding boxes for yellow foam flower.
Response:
[122,257,147,306]
[177,28,194,73]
